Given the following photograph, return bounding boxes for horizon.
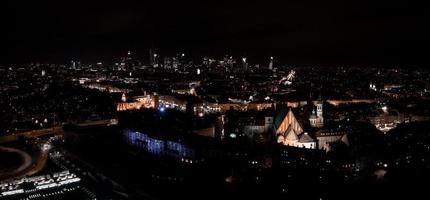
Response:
[1,0,428,66]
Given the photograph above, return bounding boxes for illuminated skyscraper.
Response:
[149,49,157,66]
[149,49,154,65]
[269,56,274,70]
[242,57,248,70]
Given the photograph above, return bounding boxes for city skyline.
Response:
[1,1,430,200]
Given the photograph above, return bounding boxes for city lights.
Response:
[0,1,428,199]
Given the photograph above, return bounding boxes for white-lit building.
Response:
[315,130,349,151]
[309,101,324,128]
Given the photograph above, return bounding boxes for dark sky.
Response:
[0,0,428,66]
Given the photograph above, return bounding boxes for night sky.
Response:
[0,0,428,66]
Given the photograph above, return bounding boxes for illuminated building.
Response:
[116,95,157,111]
[0,171,81,199]
[163,57,172,69]
[242,57,248,70]
[327,99,376,106]
[287,101,308,108]
[222,55,235,68]
[274,109,316,149]
[269,56,273,70]
[208,102,274,113]
[172,57,179,70]
[172,86,197,96]
[82,83,130,93]
[315,130,349,151]
[309,101,324,128]
[246,102,274,111]
[149,49,158,67]
[121,93,127,102]
[158,95,187,111]
[124,129,196,160]
[279,70,295,85]
[240,116,274,141]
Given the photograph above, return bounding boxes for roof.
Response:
[341,134,349,146]
[285,126,299,141]
[275,108,303,135]
[274,108,289,129]
[299,133,315,143]
[315,129,348,137]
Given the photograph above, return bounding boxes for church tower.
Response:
[316,101,323,119]
[310,101,324,128]
[309,108,318,127]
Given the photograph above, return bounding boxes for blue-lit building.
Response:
[124,129,195,159]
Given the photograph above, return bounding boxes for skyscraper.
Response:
[149,49,154,66]
[149,49,158,67]
[269,56,274,70]
[242,57,248,71]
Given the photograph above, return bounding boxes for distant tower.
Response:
[180,53,186,66]
[126,50,132,63]
[227,56,234,68]
[71,60,76,69]
[121,93,127,102]
[149,49,154,66]
[172,55,179,70]
[126,51,133,70]
[269,56,274,70]
[309,108,318,127]
[316,102,323,119]
[149,49,159,67]
[310,101,324,128]
[242,57,248,70]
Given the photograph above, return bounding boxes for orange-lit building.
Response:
[117,95,156,111]
[274,109,316,149]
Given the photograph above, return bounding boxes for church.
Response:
[273,101,349,151]
[274,108,317,149]
[236,100,349,151]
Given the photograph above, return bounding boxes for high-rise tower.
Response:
[269,56,274,70]
[149,49,158,67]
[242,57,248,71]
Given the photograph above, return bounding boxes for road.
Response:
[0,126,63,144]
[0,146,32,181]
